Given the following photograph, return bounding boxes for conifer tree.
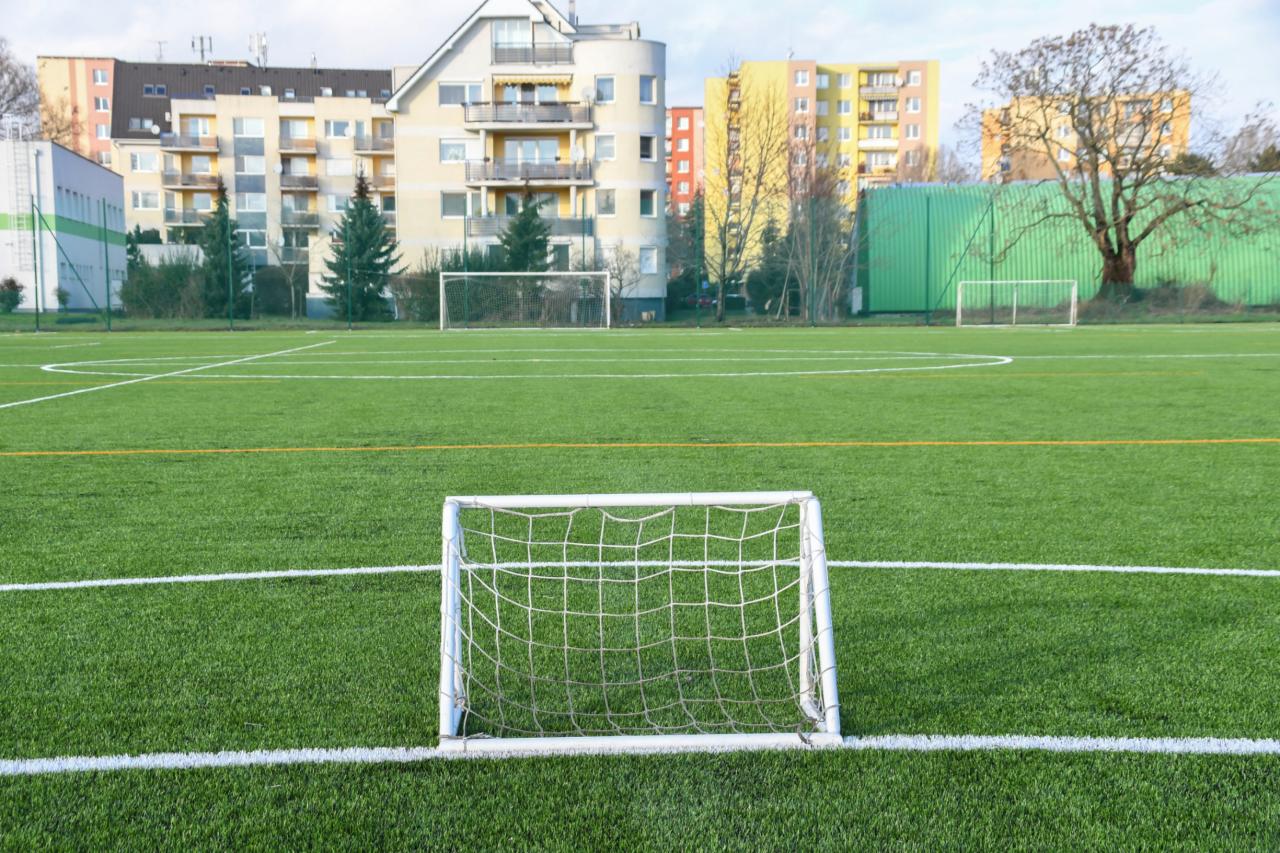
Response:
[497,193,551,273]
[197,180,251,318]
[322,173,402,321]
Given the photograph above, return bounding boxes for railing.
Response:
[381,211,397,226]
[163,208,213,225]
[857,137,897,150]
[281,210,319,227]
[280,174,319,189]
[466,215,593,238]
[859,85,899,96]
[860,111,899,122]
[279,247,309,264]
[491,43,573,64]
[464,160,592,182]
[160,172,219,188]
[463,102,590,124]
[279,137,317,153]
[159,134,217,150]
[354,136,395,153]
[369,175,396,190]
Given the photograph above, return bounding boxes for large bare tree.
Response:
[703,59,791,321]
[974,24,1276,299]
[783,135,855,322]
[0,38,38,125]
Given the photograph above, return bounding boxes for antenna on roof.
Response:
[568,0,577,26]
[310,52,317,70]
[192,35,213,62]
[249,33,269,68]
[155,41,167,62]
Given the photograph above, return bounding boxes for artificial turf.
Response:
[1,324,1278,847]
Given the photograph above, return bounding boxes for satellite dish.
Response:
[580,87,594,105]
[570,144,584,161]
[274,162,284,174]
[150,125,161,135]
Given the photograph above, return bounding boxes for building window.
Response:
[639,135,656,161]
[817,126,829,142]
[235,193,266,211]
[867,124,893,139]
[130,152,158,172]
[595,134,615,160]
[838,127,852,141]
[816,73,829,89]
[905,123,920,139]
[1057,125,1071,139]
[838,73,852,88]
[639,75,656,104]
[908,70,922,86]
[284,88,296,99]
[327,194,350,212]
[130,190,159,210]
[794,125,808,140]
[595,76,615,104]
[204,85,215,97]
[1058,148,1071,162]
[438,82,482,105]
[233,117,264,137]
[677,160,690,173]
[793,150,807,166]
[127,117,155,131]
[94,96,109,111]
[240,87,252,96]
[235,155,266,174]
[676,138,689,152]
[678,181,690,194]
[677,116,689,130]
[867,151,896,168]
[906,97,921,113]
[96,151,112,166]
[794,70,809,86]
[93,69,109,85]
[326,158,354,176]
[439,139,471,162]
[441,192,467,218]
[837,100,851,115]
[319,87,333,97]
[189,155,213,174]
[324,120,351,138]
[639,246,658,275]
[1159,144,1172,158]
[96,124,109,139]
[838,153,852,167]
[816,100,829,117]
[905,150,921,166]
[596,188,616,216]
[639,189,657,217]
[794,97,809,114]
[678,202,690,215]
[1161,122,1172,136]
[1161,97,1174,112]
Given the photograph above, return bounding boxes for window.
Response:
[1161,122,1172,136]
[793,150,807,166]
[324,120,351,138]
[381,89,391,98]
[677,160,690,173]
[93,69,108,85]
[130,152,158,172]
[1124,100,1150,119]
[260,86,272,96]
[550,244,570,271]
[320,87,333,97]
[837,100,851,115]
[1161,97,1174,112]
[327,194,350,212]
[817,126,829,142]
[441,192,467,218]
[908,70,922,86]
[597,189,616,216]
[439,139,470,162]
[678,181,690,193]
[281,119,309,139]
[677,138,689,152]
[816,153,828,168]
[595,76,615,103]
[326,158,354,176]
[493,17,533,46]
[96,124,109,139]
[1058,148,1071,162]
[189,155,212,174]
[640,135,656,161]
[345,90,355,97]
[639,189,657,217]
[130,190,159,210]
[905,124,920,140]
[1159,144,1172,158]
[438,82,483,105]
[1057,125,1071,139]
[235,193,266,211]
[837,181,850,196]
[595,134,616,160]
[240,87,252,96]
[794,97,809,114]
[94,96,109,111]
[817,100,829,117]
[128,117,155,131]
[639,246,658,275]
[867,151,896,168]
[190,192,213,211]
[640,75,656,104]
[838,153,852,167]
[838,73,852,88]
[838,127,852,141]
[794,125,808,140]
[905,150,921,166]
[204,85,215,97]
[795,70,809,86]
[867,125,893,139]
[284,88,296,99]
[678,203,690,215]
[816,73,829,89]
[233,117,264,137]
[183,117,210,136]
[677,116,689,130]
[235,155,265,174]
[906,97,921,113]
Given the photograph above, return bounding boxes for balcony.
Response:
[279,247,310,264]
[860,111,899,123]
[369,175,396,191]
[354,136,395,154]
[464,159,592,184]
[160,134,218,152]
[491,43,573,65]
[281,210,319,228]
[859,85,899,97]
[466,215,593,238]
[279,136,317,153]
[382,210,397,227]
[163,208,213,226]
[463,102,591,127]
[160,171,220,189]
[858,137,898,151]
[280,174,319,190]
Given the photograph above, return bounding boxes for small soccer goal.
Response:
[439,271,612,330]
[438,492,842,756]
[956,280,1079,327]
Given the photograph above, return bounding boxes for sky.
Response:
[9,0,1280,150]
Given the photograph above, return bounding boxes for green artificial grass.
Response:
[1,323,1278,847]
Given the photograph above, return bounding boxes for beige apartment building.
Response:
[387,0,668,318]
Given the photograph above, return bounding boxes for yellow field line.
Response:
[2,437,1278,459]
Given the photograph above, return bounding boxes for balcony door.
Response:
[504,138,558,164]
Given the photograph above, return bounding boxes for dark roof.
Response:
[109,62,393,139]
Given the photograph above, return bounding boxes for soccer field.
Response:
[2,324,1279,847]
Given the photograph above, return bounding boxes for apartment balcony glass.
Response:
[860,111,899,122]
[160,171,220,188]
[279,247,309,264]
[857,137,898,150]
[159,134,218,151]
[281,210,320,228]
[369,175,396,191]
[382,210,397,227]
[278,137,317,153]
[354,136,395,153]
[464,159,592,183]
[463,102,591,125]
[466,215,593,238]
[491,42,573,64]
[280,174,319,190]
[163,208,213,225]
[859,85,899,97]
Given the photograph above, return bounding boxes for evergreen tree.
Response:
[497,193,551,273]
[197,180,251,318]
[322,173,402,321]
[125,225,161,276]
[1250,144,1280,173]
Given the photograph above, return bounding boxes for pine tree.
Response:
[497,193,551,273]
[322,173,402,321]
[197,180,251,319]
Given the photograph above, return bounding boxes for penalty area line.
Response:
[5,733,1280,776]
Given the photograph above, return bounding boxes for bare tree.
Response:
[0,39,38,123]
[265,242,311,319]
[703,58,791,321]
[601,244,641,324]
[784,134,854,322]
[973,24,1277,300]
[39,95,81,148]
[932,144,979,183]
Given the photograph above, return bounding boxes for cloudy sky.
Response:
[9,0,1279,148]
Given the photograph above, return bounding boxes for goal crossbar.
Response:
[439,271,612,330]
[956,279,1078,327]
[438,492,842,755]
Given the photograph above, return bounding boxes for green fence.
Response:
[854,178,1280,316]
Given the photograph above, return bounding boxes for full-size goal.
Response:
[956,280,1078,327]
[440,271,612,329]
[438,492,842,755]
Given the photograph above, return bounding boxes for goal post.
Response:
[439,492,842,755]
[439,271,612,330]
[956,280,1079,327]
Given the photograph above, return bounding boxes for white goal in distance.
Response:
[439,271,612,329]
[956,279,1079,327]
[438,492,842,755]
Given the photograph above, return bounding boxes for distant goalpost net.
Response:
[440,271,612,330]
[956,280,1079,327]
[438,492,842,755]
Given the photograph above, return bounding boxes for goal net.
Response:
[438,492,842,755]
[956,280,1078,327]
[440,271,611,330]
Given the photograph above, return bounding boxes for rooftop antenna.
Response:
[155,40,167,62]
[249,33,269,68]
[192,35,213,62]
[310,52,318,70]
[568,0,577,26]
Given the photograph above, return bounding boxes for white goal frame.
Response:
[438,491,842,756]
[956,279,1079,327]
[439,271,612,330]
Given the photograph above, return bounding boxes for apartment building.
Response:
[35,56,118,166]
[981,92,1192,181]
[0,138,126,311]
[387,0,668,319]
[666,106,703,214]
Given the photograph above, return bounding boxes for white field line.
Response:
[5,733,1280,776]
[1,342,333,411]
[3,559,1278,593]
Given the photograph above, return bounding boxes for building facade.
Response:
[388,0,668,319]
[35,56,118,166]
[666,106,703,214]
[0,139,126,312]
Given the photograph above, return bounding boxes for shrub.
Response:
[119,256,206,318]
[0,277,23,313]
